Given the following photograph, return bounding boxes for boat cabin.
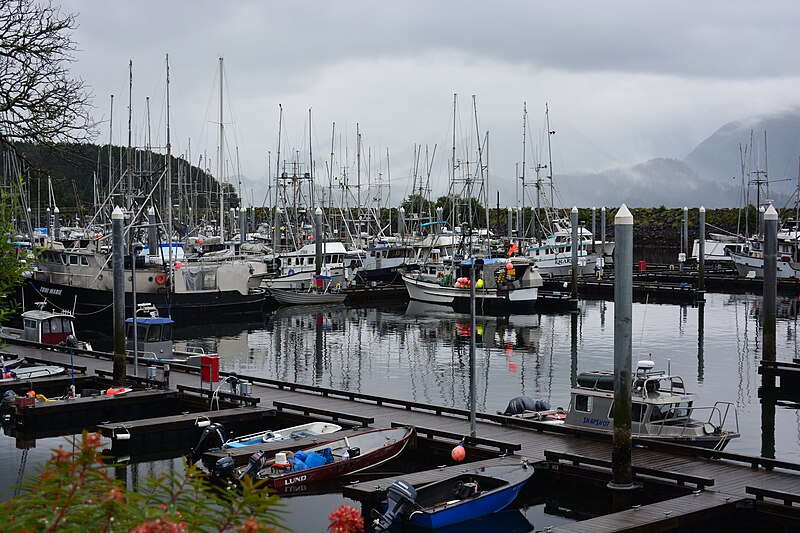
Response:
[125,309,174,359]
[20,307,80,347]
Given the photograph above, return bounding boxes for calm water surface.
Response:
[2,291,799,530]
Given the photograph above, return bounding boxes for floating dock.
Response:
[4,344,799,530]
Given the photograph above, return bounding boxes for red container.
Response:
[15,396,35,414]
[200,355,220,382]
[639,260,646,272]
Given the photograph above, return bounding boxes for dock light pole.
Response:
[591,207,596,253]
[571,207,578,300]
[610,204,633,490]
[699,206,706,292]
[469,259,481,438]
[112,206,127,387]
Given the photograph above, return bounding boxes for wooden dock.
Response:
[5,344,800,530]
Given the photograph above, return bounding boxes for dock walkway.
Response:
[5,344,800,530]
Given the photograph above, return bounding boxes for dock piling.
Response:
[112,206,126,387]
[611,204,633,490]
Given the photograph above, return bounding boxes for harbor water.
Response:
[2,290,799,530]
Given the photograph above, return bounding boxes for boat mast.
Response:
[275,104,282,252]
[126,60,133,223]
[166,54,174,287]
[108,94,114,215]
[545,102,555,222]
[218,57,225,242]
[521,102,527,239]
[309,108,314,209]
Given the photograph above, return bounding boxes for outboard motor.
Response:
[189,422,227,462]
[499,395,536,416]
[212,456,236,480]
[373,479,417,532]
[240,449,268,481]
[1,390,19,415]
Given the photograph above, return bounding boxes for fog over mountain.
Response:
[554,111,800,208]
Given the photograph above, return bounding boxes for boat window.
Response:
[146,324,162,342]
[61,254,67,264]
[80,256,89,266]
[161,323,172,341]
[574,394,592,412]
[49,318,63,334]
[24,318,36,330]
[41,320,51,334]
[649,403,672,422]
[69,255,78,265]
[673,401,691,418]
[309,257,314,265]
[608,401,646,422]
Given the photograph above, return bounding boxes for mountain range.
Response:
[554,110,800,208]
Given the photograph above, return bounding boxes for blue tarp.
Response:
[290,448,334,472]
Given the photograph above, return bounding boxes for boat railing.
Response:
[651,402,739,438]
[126,350,158,360]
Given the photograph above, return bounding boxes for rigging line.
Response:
[638,293,650,349]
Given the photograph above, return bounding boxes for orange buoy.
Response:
[451,443,466,462]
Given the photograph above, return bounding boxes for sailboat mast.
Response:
[218,57,225,242]
[127,60,133,218]
[108,94,114,212]
[309,108,314,209]
[166,53,174,286]
[521,102,527,239]
[545,102,555,215]
[275,104,282,252]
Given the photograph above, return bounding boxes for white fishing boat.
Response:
[263,241,348,291]
[523,216,599,277]
[269,275,347,306]
[691,233,746,263]
[401,257,542,314]
[560,360,740,449]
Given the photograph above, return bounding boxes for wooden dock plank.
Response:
[550,492,744,532]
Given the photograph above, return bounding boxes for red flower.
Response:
[328,505,364,533]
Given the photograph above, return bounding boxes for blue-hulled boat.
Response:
[373,460,534,531]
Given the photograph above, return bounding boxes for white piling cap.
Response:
[112,206,124,219]
[400,206,405,212]
[147,207,155,215]
[699,205,705,213]
[615,204,633,225]
[54,206,60,213]
[315,207,323,215]
[765,204,779,220]
[572,206,578,213]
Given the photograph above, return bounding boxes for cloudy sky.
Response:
[60,0,800,207]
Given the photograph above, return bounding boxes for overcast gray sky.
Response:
[61,0,800,207]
